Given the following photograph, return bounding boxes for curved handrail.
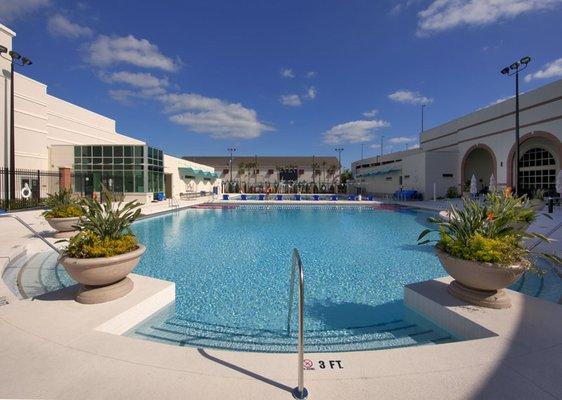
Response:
[0,214,61,254]
[287,248,307,399]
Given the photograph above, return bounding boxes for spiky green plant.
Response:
[417,191,561,270]
[77,186,141,240]
[60,186,142,258]
[533,188,546,200]
[43,189,83,218]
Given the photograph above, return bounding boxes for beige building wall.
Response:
[0,24,16,169]
[352,79,562,197]
[0,23,218,203]
[164,154,220,198]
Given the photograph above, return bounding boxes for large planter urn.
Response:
[46,217,81,238]
[435,247,525,309]
[59,245,146,304]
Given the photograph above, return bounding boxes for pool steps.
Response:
[131,315,455,353]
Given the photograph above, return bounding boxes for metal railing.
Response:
[287,248,308,400]
[168,197,180,209]
[0,214,61,254]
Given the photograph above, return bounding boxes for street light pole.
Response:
[360,143,364,161]
[501,56,531,196]
[380,136,384,157]
[0,46,32,202]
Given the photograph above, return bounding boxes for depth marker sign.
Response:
[303,359,344,370]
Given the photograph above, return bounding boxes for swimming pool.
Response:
[3,204,560,352]
[126,205,457,352]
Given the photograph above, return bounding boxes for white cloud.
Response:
[390,0,419,15]
[524,57,562,82]
[388,136,418,145]
[159,93,273,139]
[305,86,317,100]
[306,71,317,78]
[100,71,169,89]
[281,68,295,78]
[417,0,562,36]
[0,0,49,22]
[323,120,390,145]
[389,90,433,105]
[362,109,378,117]
[280,94,302,107]
[84,34,180,72]
[280,87,316,106]
[489,95,514,105]
[370,143,381,150]
[108,89,137,105]
[47,14,93,39]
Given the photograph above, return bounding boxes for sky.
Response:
[2,0,562,168]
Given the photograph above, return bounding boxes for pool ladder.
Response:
[287,248,308,399]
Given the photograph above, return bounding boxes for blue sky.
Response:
[2,0,562,167]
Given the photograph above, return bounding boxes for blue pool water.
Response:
[122,205,562,352]
[3,204,559,352]
[127,205,457,352]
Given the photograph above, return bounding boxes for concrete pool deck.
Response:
[1,274,561,399]
[1,199,561,399]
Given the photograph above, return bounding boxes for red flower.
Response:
[487,212,495,221]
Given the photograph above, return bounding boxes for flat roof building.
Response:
[0,24,219,205]
[351,79,562,198]
[183,156,341,192]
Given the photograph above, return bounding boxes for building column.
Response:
[59,167,71,190]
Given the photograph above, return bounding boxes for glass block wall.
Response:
[72,145,164,194]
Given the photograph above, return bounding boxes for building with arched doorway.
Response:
[352,79,562,198]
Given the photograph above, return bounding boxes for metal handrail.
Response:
[287,248,308,400]
[0,214,61,254]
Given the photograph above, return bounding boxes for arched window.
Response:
[519,147,557,192]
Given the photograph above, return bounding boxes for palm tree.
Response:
[327,164,337,183]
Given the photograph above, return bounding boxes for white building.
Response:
[183,156,341,192]
[0,24,219,205]
[352,79,562,198]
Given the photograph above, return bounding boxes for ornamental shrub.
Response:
[65,230,137,258]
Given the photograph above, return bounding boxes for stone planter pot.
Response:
[46,216,81,238]
[435,247,525,309]
[59,244,146,304]
[529,199,545,212]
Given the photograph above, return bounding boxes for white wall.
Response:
[164,154,221,197]
[424,151,458,197]
[0,24,15,168]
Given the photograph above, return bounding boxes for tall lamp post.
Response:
[0,45,32,201]
[227,147,236,189]
[501,56,531,195]
[334,147,343,193]
[421,104,426,133]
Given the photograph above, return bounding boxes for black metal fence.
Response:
[0,168,83,211]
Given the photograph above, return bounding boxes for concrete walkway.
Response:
[0,275,561,399]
